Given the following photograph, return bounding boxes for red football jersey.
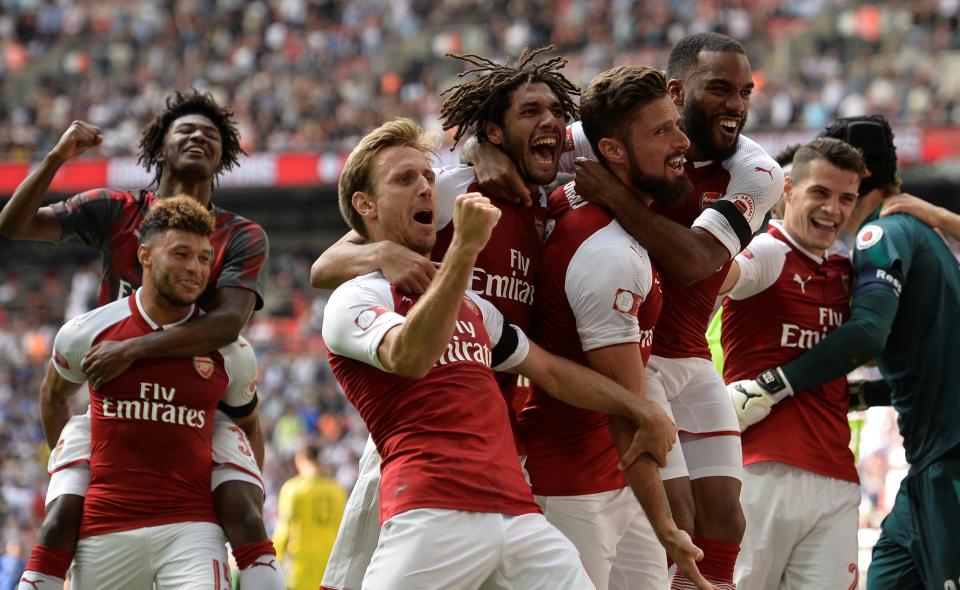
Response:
[521,182,662,496]
[51,189,268,310]
[432,167,545,449]
[323,273,540,523]
[51,291,258,538]
[560,122,782,360]
[721,222,857,483]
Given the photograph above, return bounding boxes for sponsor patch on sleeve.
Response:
[354,305,389,330]
[563,126,575,152]
[54,350,70,369]
[856,224,884,250]
[727,194,756,221]
[243,377,257,402]
[613,288,643,317]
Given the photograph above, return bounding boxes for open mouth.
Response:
[811,217,838,233]
[530,136,558,166]
[666,154,685,174]
[717,117,739,139]
[184,145,207,156]
[413,209,434,226]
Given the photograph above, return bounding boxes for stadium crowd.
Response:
[1,0,960,160]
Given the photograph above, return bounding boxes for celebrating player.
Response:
[472,33,783,589]
[727,115,960,589]
[311,46,589,590]
[323,116,673,589]
[716,138,866,588]
[30,197,258,589]
[522,65,710,590]
[3,91,282,590]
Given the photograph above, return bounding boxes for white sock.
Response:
[17,571,64,590]
[237,555,285,590]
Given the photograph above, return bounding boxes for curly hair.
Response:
[138,89,245,187]
[666,33,746,81]
[139,195,216,243]
[440,45,579,148]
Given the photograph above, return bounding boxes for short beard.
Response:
[625,144,692,207]
[498,131,557,187]
[681,101,745,162]
[154,269,201,308]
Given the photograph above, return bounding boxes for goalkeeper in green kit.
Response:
[726,114,960,589]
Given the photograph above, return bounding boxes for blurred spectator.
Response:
[273,440,347,590]
[2,1,960,161]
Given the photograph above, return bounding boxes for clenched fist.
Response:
[451,192,501,253]
[50,121,103,162]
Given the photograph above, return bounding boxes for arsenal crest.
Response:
[194,355,214,379]
[699,192,722,210]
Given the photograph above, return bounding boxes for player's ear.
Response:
[137,243,151,269]
[484,121,505,147]
[667,79,684,107]
[782,176,794,204]
[597,137,626,166]
[352,191,377,221]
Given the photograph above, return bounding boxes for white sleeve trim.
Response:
[692,208,743,260]
[434,165,477,231]
[52,299,131,383]
[493,324,530,372]
[728,234,789,300]
[321,275,405,372]
[564,223,651,352]
[558,121,597,174]
[220,336,259,408]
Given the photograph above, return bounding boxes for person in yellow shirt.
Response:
[273,441,347,590]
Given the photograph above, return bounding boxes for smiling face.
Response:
[783,158,860,257]
[619,95,693,206]
[140,229,213,307]
[676,50,753,162]
[485,81,565,187]
[359,146,437,256]
[158,114,224,182]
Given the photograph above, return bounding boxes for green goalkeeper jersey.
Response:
[784,211,960,473]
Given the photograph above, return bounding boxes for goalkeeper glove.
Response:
[727,367,794,431]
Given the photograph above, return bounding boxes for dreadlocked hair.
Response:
[440,45,579,148]
[138,89,245,187]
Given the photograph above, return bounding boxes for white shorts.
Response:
[735,462,860,590]
[322,436,382,590]
[72,521,229,590]
[362,508,592,590]
[46,411,263,507]
[645,355,743,481]
[536,487,666,590]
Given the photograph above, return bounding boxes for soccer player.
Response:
[523,65,709,590]
[716,138,866,588]
[310,46,586,590]
[273,442,347,590]
[727,115,960,589]
[3,91,282,590]
[472,33,783,588]
[322,116,672,589]
[33,197,258,589]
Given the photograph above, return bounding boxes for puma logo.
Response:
[734,384,761,409]
[793,273,811,294]
[755,165,775,180]
[251,558,278,571]
[20,578,42,590]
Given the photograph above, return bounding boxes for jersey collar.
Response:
[134,287,196,330]
[769,219,826,264]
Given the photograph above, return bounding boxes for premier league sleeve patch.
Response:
[354,305,389,330]
[613,288,643,318]
[856,224,884,250]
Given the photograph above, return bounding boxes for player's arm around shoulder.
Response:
[310,230,437,295]
[718,232,788,298]
[41,318,92,448]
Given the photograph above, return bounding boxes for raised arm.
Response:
[39,360,83,448]
[376,194,499,378]
[310,230,437,294]
[0,121,102,241]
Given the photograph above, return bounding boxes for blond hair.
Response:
[338,118,439,237]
